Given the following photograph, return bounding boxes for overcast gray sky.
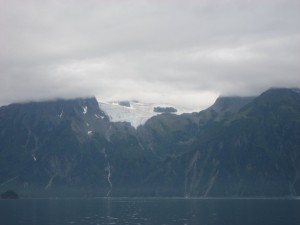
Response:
[1,0,299,109]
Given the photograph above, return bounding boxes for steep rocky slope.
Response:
[0,88,299,197]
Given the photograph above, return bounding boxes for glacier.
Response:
[99,100,200,128]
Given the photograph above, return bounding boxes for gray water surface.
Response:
[1,198,300,225]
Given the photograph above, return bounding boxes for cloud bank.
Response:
[1,0,299,108]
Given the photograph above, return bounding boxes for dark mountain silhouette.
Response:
[0,88,299,197]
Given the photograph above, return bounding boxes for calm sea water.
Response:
[0,198,300,225]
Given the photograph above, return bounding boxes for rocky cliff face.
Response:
[143,88,300,197]
[0,88,300,197]
[0,97,111,196]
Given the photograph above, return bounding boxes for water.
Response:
[1,198,300,225]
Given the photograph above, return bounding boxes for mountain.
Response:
[0,97,112,196]
[0,88,300,197]
[143,88,300,197]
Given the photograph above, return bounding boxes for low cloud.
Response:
[1,0,299,109]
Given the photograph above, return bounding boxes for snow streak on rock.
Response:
[58,109,64,118]
[45,175,56,190]
[32,154,37,161]
[102,148,112,197]
[82,106,88,114]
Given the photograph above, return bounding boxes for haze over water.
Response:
[1,198,300,225]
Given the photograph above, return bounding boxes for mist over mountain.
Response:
[0,88,300,197]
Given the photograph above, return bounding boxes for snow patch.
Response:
[32,154,37,161]
[58,109,64,118]
[88,130,93,135]
[95,114,105,120]
[83,106,88,114]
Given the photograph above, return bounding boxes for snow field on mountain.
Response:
[99,101,199,128]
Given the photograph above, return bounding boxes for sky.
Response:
[0,0,299,109]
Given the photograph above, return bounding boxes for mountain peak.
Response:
[211,96,255,114]
[252,87,300,106]
[198,95,255,122]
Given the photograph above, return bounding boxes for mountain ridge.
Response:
[0,88,299,197]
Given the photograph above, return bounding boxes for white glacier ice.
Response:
[99,100,200,128]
